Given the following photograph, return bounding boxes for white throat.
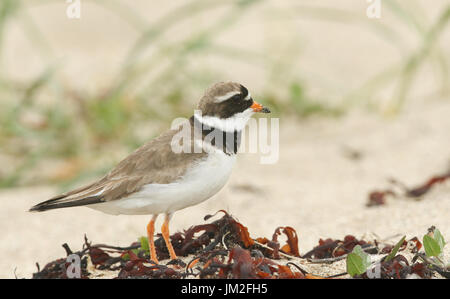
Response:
[195,108,254,132]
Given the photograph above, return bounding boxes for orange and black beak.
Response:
[251,101,271,113]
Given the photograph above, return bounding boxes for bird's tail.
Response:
[29,195,103,212]
[29,183,105,212]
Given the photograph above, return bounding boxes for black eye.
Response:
[230,94,242,101]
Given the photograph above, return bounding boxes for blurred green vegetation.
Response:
[0,0,449,188]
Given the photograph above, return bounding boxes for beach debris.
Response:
[32,213,448,279]
[366,170,450,207]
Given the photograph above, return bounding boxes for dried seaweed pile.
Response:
[367,170,450,207]
[303,235,442,279]
[32,210,447,279]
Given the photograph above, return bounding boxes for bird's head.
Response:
[196,82,270,132]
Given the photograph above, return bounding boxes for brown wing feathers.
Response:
[29,125,206,212]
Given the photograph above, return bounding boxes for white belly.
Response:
[89,151,236,215]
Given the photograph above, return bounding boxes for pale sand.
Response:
[1,0,450,278]
[2,99,449,278]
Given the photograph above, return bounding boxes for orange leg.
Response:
[146,215,158,263]
[161,213,177,260]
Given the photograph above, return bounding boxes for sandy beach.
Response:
[1,0,449,278]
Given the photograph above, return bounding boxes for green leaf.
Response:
[434,229,446,251]
[139,236,149,253]
[346,245,371,277]
[423,235,442,257]
[347,254,365,277]
[353,245,372,268]
[121,253,130,261]
[385,235,406,262]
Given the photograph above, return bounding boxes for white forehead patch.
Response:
[214,91,241,103]
[244,92,252,101]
